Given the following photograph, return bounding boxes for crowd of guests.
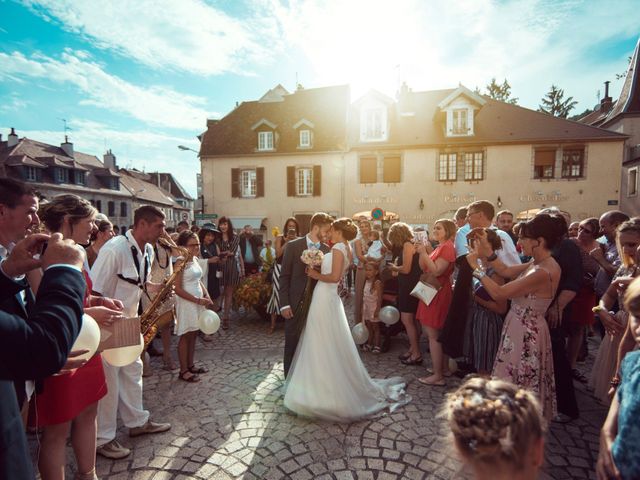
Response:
[1,171,640,479]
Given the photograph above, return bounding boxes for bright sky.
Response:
[1,0,638,196]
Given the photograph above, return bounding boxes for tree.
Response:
[485,78,518,104]
[538,85,578,118]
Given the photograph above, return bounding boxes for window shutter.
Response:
[231,168,240,198]
[313,165,321,196]
[359,156,377,183]
[287,166,295,197]
[383,156,401,183]
[256,167,265,197]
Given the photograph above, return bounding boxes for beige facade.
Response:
[201,152,345,232]
[345,141,624,227]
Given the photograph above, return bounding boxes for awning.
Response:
[230,217,267,230]
[516,208,541,221]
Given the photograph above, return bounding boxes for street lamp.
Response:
[177,145,204,219]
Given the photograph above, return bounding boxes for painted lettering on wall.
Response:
[353,196,398,205]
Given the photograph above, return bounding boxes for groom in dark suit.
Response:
[279,212,333,377]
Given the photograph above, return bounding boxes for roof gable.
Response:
[438,85,486,109]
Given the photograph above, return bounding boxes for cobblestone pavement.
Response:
[41,297,606,479]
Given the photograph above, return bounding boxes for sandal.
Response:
[401,356,423,366]
[417,376,446,386]
[222,318,230,330]
[398,352,411,361]
[178,371,200,383]
[189,365,208,374]
[425,368,453,377]
[372,346,381,354]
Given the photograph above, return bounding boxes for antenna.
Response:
[58,118,72,138]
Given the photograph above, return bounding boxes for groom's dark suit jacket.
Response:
[279,236,330,377]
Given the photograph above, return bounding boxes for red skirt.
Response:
[568,286,597,326]
[30,353,107,426]
[416,282,452,330]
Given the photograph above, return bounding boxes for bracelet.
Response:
[592,305,604,313]
[486,252,498,262]
[610,376,621,387]
[472,268,486,280]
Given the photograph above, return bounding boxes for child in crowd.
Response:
[361,261,383,353]
[366,230,386,262]
[597,276,640,480]
[446,376,546,480]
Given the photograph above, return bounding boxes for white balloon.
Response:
[199,310,220,335]
[71,314,100,361]
[379,306,400,325]
[102,334,144,367]
[448,358,458,373]
[351,323,369,345]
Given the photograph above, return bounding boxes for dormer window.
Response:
[258,131,274,151]
[299,130,311,148]
[55,168,69,184]
[363,108,385,141]
[452,109,468,134]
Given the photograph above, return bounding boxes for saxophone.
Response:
[140,236,190,348]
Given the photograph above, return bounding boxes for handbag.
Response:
[410,272,442,305]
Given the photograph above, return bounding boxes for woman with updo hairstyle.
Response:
[354,220,373,331]
[388,222,423,365]
[86,218,115,268]
[284,217,409,421]
[446,377,545,479]
[466,214,563,419]
[32,194,126,480]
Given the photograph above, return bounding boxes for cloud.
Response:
[0,94,30,113]
[269,0,640,109]
[2,121,200,196]
[0,49,212,130]
[19,0,282,76]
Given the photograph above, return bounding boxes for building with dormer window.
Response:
[199,82,626,235]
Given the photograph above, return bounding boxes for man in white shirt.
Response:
[91,206,171,459]
[455,200,521,267]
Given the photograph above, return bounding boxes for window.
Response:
[629,168,638,196]
[120,202,128,217]
[74,171,86,185]
[55,168,69,184]
[452,109,468,134]
[562,148,584,178]
[258,131,274,151]
[96,200,102,213]
[383,156,401,183]
[296,168,313,196]
[464,152,484,181]
[241,169,257,197]
[359,156,378,183]
[25,166,37,182]
[299,130,311,148]
[108,201,115,217]
[534,149,556,179]
[438,153,457,181]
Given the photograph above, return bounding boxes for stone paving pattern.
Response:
[37,296,606,479]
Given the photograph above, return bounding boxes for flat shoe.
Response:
[189,365,208,374]
[398,352,411,361]
[417,377,446,386]
[425,368,453,377]
[178,371,200,383]
[401,356,423,366]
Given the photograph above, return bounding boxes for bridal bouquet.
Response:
[295,248,325,333]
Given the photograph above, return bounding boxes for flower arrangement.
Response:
[271,226,281,238]
[301,249,324,267]
[232,272,273,311]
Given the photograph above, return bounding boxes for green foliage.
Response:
[538,85,578,118]
[484,78,518,104]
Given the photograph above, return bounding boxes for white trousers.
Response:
[97,357,149,446]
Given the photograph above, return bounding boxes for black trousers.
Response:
[550,325,579,418]
[283,312,303,378]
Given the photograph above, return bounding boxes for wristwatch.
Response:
[472,268,486,280]
[486,252,498,262]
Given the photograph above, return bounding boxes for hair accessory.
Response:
[469,392,483,407]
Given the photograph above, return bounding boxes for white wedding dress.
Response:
[284,242,410,422]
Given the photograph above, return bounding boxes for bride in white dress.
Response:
[284,218,410,422]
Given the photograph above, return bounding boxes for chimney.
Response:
[103,149,117,170]
[600,80,613,112]
[61,135,74,157]
[206,119,219,128]
[7,127,18,148]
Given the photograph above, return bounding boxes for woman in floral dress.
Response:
[466,214,564,419]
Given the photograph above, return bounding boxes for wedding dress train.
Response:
[284,243,410,422]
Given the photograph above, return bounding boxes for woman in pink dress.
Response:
[466,214,564,419]
[415,219,457,386]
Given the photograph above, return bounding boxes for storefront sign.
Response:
[353,196,398,205]
[444,194,476,204]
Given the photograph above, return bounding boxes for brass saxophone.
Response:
[140,236,190,348]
